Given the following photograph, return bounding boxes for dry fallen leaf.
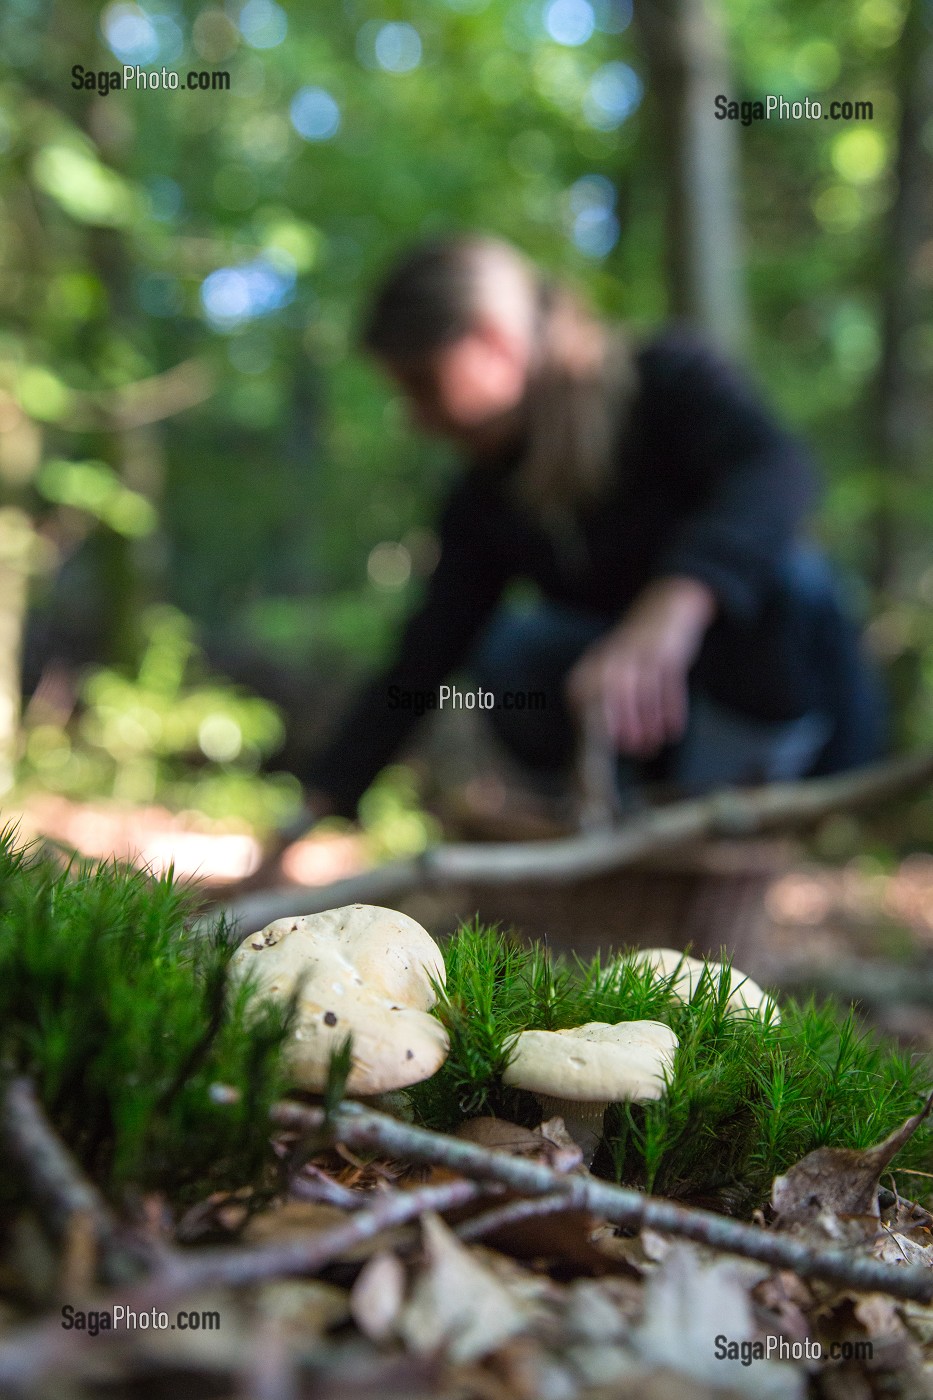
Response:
[350,1250,407,1342]
[636,1244,804,1399]
[257,1278,351,1338]
[590,1223,651,1272]
[241,1200,348,1244]
[772,1095,933,1240]
[454,1115,583,1174]
[852,1291,907,1342]
[534,1117,585,1174]
[124,1288,256,1370]
[753,1270,815,1348]
[874,1226,933,1270]
[563,1276,637,1344]
[454,1117,545,1155]
[811,1291,917,1380]
[398,1212,533,1363]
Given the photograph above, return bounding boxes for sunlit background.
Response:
[0,0,929,881]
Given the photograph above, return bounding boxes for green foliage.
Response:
[0,828,292,1206]
[2,0,925,689]
[410,922,933,1213]
[322,1034,355,1125]
[0,0,929,830]
[17,605,300,831]
[356,765,443,862]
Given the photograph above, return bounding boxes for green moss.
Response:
[410,921,933,1214]
[0,827,292,1207]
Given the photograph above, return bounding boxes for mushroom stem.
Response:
[357,1091,415,1121]
[534,1095,608,1167]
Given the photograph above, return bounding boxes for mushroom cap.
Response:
[501,1020,678,1104]
[629,946,780,1022]
[229,904,449,1095]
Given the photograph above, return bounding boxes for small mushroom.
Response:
[629,946,780,1022]
[502,1020,679,1165]
[228,904,449,1095]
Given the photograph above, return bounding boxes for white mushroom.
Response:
[628,946,780,1022]
[502,1020,679,1164]
[228,904,449,1095]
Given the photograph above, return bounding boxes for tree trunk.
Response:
[635,0,748,352]
[870,2,933,597]
[0,510,36,794]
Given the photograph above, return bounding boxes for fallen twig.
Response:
[0,1078,158,1284]
[213,751,933,936]
[203,858,422,938]
[455,1191,581,1243]
[152,1176,489,1294]
[289,1164,373,1210]
[0,1177,489,1391]
[273,1100,933,1304]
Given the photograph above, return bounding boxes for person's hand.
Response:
[566,577,716,757]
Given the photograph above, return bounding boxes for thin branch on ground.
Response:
[272,1100,933,1305]
[289,1165,372,1210]
[213,751,933,936]
[0,1177,490,1391]
[0,1077,158,1283]
[455,1191,582,1243]
[201,858,422,938]
[152,1176,489,1294]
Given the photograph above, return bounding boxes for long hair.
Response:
[361,235,636,519]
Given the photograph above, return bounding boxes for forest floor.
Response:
[5,790,933,1398]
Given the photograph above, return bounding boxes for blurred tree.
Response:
[636,0,748,349]
[870,0,932,596]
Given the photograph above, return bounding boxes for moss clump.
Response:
[0,828,292,1206]
[410,920,933,1214]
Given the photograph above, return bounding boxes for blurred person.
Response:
[293,235,885,826]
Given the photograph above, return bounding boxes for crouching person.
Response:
[294,235,886,823]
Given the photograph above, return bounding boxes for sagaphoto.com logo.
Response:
[72,65,230,94]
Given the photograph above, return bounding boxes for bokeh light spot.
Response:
[101,3,158,64]
[831,128,886,184]
[374,22,423,72]
[198,713,243,763]
[812,183,862,232]
[792,39,840,88]
[290,87,341,141]
[544,0,595,46]
[200,255,296,331]
[583,61,642,129]
[564,174,619,257]
[367,542,412,591]
[239,0,287,50]
[192,8,239,62]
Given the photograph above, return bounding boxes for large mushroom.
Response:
[502,1020,679,1165]
[628,946,780,1022]
[228,903,449,1096]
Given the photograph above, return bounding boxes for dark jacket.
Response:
[305,330,824,815]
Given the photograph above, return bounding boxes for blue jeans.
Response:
[470,551,886,794]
